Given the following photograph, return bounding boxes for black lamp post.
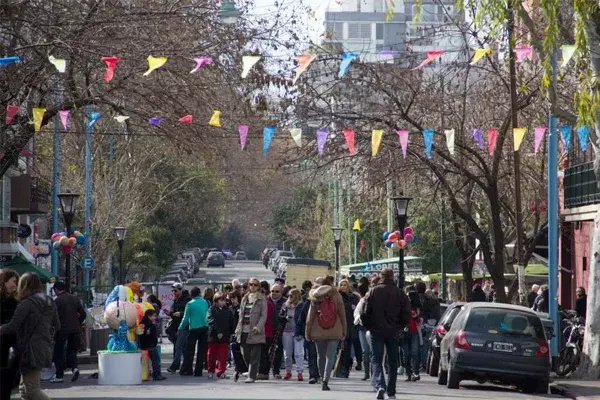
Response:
[219,0,241,25]
[114,227,127,284]
[332,226,343,275]
[58,192,79,293]
[392,196,411,289]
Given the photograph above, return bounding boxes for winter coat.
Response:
[340,292,356,338]
[471,287,487,302]
[270,297,285,333]
[575,295,587,319]
[138,316,158,350]
[295,300,310,337]
[167,292,191,336]
[235,293,268,345]
[179,297,209,330]
[264,299,274,338]
[0,293,60,372]
[363,280,410,339]
[55,292,86,334]
[208,305,234,343]
[305,285,346,342]
[418,292,441,322]
[533,289,549,313]
[0,296,18,369]
[279,302,299,333]
[354,297,366,326]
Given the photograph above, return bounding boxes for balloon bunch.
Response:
[382,227,415,251]
[50,230,86,255]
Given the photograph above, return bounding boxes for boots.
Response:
[361,361,370,381]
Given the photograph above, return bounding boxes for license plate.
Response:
[493,342,513,352]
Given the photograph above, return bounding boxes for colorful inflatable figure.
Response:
[107,320,137,352]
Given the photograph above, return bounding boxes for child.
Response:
[139,309,166,381]
[207,292,234,379]
[227,291,247,382]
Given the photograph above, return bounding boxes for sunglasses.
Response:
[271,290,280,293]
[249,283,259,287]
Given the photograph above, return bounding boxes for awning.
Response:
[1,255,58,283]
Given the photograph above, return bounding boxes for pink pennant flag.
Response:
[59,110,70,130]
[101,56,120,83]
[239,125,249,150]
[5,105,19,124]
[534,127,547,153]
[20,148,33,157]
[190,56,213,73]
[514,47,533,63]
[487,128,498,156]
[178,114,193,124]
[397,130,409,158]
[411,51,444,70]
[343,129,356,155]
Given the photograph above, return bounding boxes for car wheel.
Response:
[429,350,439,377]
[446,361,460,389]
[437,356,447,385]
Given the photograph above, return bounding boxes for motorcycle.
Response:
[555,311,585,377]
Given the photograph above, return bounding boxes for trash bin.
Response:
[90,328,111,356]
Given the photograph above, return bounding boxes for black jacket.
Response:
[418,293,441,321]
[138,316,158,349]
[364,281,410,339]
[533,289,549,313]
[340,292,356,338]
[295,299,310,337]
[55,292,86,333]
[471,287,487,302]
[0,296,18,369]
[207,306,234,343]
[575,295,587,319]
[270,297,285,333]
[527,291,538,308]
[167,292,191,335]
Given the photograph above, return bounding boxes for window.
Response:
[413,4,438,22]
[375,43,385,51]
[348,23,360,38]
[465,308,545,339]
[376,23,384,39]
[583,256,588,271]
[326,21,344,39]
[360,23,371,39]
[348,23,371,39]
[374,0,385,12]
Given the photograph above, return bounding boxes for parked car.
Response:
[187,277,207,285]
[161,274,182,283]
[438,303,550,393]
[207,251,225,268]
[427,302,466,377]
[234,251,248,260]
[223,249,233,259]
[270,250,294,272]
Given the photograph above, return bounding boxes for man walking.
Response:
[363,268,410,400]
[268,283,285,379]
[51,281,86,383]
[167,284,191,373]
[179,287,209,376]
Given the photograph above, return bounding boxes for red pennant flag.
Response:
[178,114,193,124]
[487,128,498,156]
[101,56,120,83]
[6,105,19,124]
[343,128,356,155]
[20,148,33,157]
[359,240,365,253]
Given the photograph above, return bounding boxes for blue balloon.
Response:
[76,235,86,245]
[412,235,419,244]
[385,241,393,248]
[382,231,390,240]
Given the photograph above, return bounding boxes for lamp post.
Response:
[332,226,344,275]
[392,196,411,289]
[114,227,127,284]
[58,193,79,293]
[219,0,241,25]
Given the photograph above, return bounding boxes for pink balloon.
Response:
[403,227,413,236]
[404,234,413,244]
[51,233,61,242]
[388,232,399,241]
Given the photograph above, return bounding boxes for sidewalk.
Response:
[551,380,600,400]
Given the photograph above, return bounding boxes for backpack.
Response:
[317,296,337,329]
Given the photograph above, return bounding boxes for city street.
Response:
[197,260,275,286]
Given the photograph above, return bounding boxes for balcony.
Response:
[564,162,600,208]
[10,175,50,214]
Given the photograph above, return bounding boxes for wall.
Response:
[572,220,591,296]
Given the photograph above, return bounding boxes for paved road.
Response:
[197,260,275,286]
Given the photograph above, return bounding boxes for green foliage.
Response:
[410,211,460,275]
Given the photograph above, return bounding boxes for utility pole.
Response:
[387,179,393,258]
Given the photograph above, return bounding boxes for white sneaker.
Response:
[207,373,214,379]
[244,378,255,383]
[49,375,63,383]
[242,372,249,377]
[388,396,396,399]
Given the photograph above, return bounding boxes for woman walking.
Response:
[337,279,357,378]
[235,277,267,383]
[402,290,423,382]
[306,276,346,391]
[353,282,371,381]
[0,272,60,400]
[0,269,20,400]
[279,288,304,381]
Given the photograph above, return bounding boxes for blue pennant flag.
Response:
[0,56,20,67]
[263,126,276,156]
[422,129,434,159]
[87,112,100,129]
[560,125,571,153]
[577,126,589,152]
[338,53,358,78]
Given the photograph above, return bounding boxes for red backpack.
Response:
[317,296,337,329]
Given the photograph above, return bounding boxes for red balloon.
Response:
[388,232,399,241]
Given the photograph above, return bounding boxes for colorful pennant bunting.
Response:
[190,56,213,74]
[21,148,33,157]
[6,105,19,125]
[514,47,533,63]
[32,108,46,132]
[472,129,484,149]
[577,126,589,152]
[239,125,249,150]
[487,128,498,156]
[144,56,167,76]
[412,51,444,70]
[59,110,70,130]
[294,55,317,83]
[560,45,576,68]
[263,126,276,156]
[289,128,302,147]
[422,129,434,158]
[0,56,20,66]
[101,56,120,83]
[114,115,130,124]
[178,114,193,124]
[48,56,66,73]
[397,130,408,158]
[149,117,163,126]
[343,129,356,155]
[338,53,358,78]
[209,110,221,127]
[87,112,100,128]
[513,128,526,151]
[372,129,383,157]
[534,127,546,153]
[470,48,492,65]
[241,56,261,78]
[444,129,455,155]
[317,129,328,156]
[560,125,571,153]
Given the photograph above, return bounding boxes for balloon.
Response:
[412,235,419,244]
[51,233,61,241]
[53,241,61,249]
[133,302,144,322]
[385,241,393,248]
[104,301,138,330]
[125,286,134,302]
[67,237,76,247]
[105,286,120,305]
[59,236,69,246]
[382,231,390,240]
[403,227,413,236]
[76,235,85,245]
[404,234,413,244]
[388,232,399,241]
[142,302,155,311]
[391,242,400,251]
[63,246,72,255]
[73,230,81,236]
[398,240,406,249]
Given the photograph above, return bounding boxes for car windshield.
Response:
[466,308,545,339]
[208,252,221,256]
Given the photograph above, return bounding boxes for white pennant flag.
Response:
[241,56,261,78]
[289,128,302,147]
[444,129,455,155]
[113,115,130,124]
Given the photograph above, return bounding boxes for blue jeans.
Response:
[401,331,420,376]
[370,334,399,397]
[358,327,371,367]
[148,347,162,378]
[171,329,189,369]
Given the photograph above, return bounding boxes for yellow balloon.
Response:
[125,286,134,302]
[142,301,155,311]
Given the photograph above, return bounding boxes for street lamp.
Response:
[332,226,344,275]
[58,192,80,293]
[219,0,241,25]
[392,196,411,289]
[114,227,127,284]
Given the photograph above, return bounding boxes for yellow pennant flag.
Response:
[209,110,221,127]
[513,128,527,151]
[48,56,66,73]
[294,54,316,83]
[470,48,492,65]
[143,56,167,76]
[32,107,46,132]
[353,219,361,231]
[241,56,261,78]
[372,129,383,157]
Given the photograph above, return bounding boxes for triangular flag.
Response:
[263,126,276,156]
[577,126,589,152]
[397,130,408,158]
[48,56,66,73]
[560,125,571,153]
[317,129,328,156]
[422,129,434,159]
[190,56,213,73]
[59,110,70,130]
[353,219,361,231]
[470,48,491,65]
[178,115,193,124]
[241,56,261,78]
[343,129,356,155]
[239,125,249,150]
[143,56,167,76]
[114,115,129,124]
[513,127,527,151]
[209,110,221,127]
[560,45,576,68]
[149,117,163,127]
[87,112,100,128]
[294,54,316,83]
[534,127,546,153]
[21,148,33,157]
[372,129,383,157]
[514,47,533,63]
[289,128,302,147]
[338,53,358,78]
[472,129,484,149]
[444,129,455,155]
[6,105,19,125]
[0,56,20,66]
[101,56,120,83]
[412,51,444,70]
[32,108,46,132]
[487,128,498,156]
